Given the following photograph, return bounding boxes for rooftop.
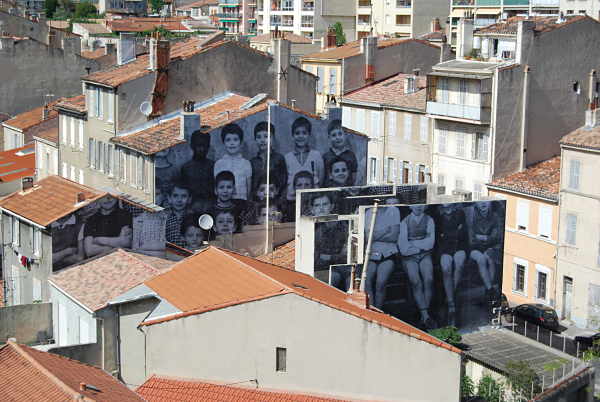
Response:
[49,249,174,312]
[432,59,503,75]
[0,144,35,183]
[0,175,105,227]
[136,375,349,401]
[560,123,600,151]
[257,240,295,270]
[106,17,192,33]
[342,73,427,111]
[475,15,589,36]
[251,32,312,44]
[176,0,218,10]
[31,115,59,145]
[3,100,60,132]
[302,38,438,61]
[137,246,461,354]
[74,22,112,35]
[56,94,87,114]
[81,48,109,59]
[0,340,143,401]
[488,156,561,202]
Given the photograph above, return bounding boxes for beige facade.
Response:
[301,61,342,114]
[489,189,558,307]
[556,146,600,328]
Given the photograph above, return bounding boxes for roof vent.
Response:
[292,282,308,289]
[76,192,86,204]
[240,93,268,110]
[79,383,101,393]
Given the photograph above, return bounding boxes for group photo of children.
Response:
[358,200,506,331]
[154,106,368,251]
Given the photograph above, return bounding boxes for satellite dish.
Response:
[140,101,153,116]
[198,214,214,230]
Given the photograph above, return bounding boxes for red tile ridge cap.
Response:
[6,341,87,400]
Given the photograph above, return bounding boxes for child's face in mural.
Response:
[256,183,278,201]
[410,205,425,216]
[329,127,347,149]
[100,196,117,212]
[78,202,100,219]
[184,226,203,249]
[441,203,453,215]
[292,125,310,149]
[215,212,235,234]
[156,149,170,159]
[294,177,313,191]
[223,133,242,155]
[258,205,282,225]
[215,180,235,202]
[169,187,190,212]
[255,130,269,152]
[330,161,349,186]
[476,201,491,215]
[192,136,210,159]
[311,196,333,216]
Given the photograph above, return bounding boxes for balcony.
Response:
[217,12,241,20]
[427,102,491,123]
[452,0,534,5]
[219,0,239,5]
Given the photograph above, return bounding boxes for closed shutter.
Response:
[78,120,84,150]
[371,111,380,138]
[403,114,412,141]
[538,205,552,239]
[317,66,324,93]
[388,111,397,137]
[342,107,352,127]
[516,200,529,231]
[420,116,428,143]
[329,68,337,95]
[70,117,75,147]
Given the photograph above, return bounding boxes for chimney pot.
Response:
[76,192,86,203]
[326,27,337,49]
[79,383,86,392]
[413,68,420,76]
[180,101,201,142]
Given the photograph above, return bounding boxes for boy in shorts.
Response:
[214,123,252,200]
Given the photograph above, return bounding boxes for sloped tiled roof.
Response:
[475,15,590,35]
[56,94,87,114]
[257,240,295,270]
[488,156,560,202]
[75,22,111,35]
[137,375,348,402]
[50,249,174,312]
[176,0,218,10]
[302,38,438,61]
[0,145,35,183]
[0,175,105,226]
[3,100,60,131]
[251,32,312,44]
[31,115,59,145]
[560,124,600,151]
[106,17,192,33]
[81,48,109,59]
[141,247,461,354]
[0,341,143,402]
[343,73,427,111]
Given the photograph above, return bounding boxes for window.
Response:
[62,162,67,178]
[107,92,114,123]
[386,157,395,182]
[78,120,84,150]
[437,173,445,187]
[120,150,127,183]
[98,141,105,172]
[95,88,103,119]
[516,200,529,231]
[32,227,41,256]
[565,213,577,245]
[328,68,337,95]
[387,111,397,137]
[513,261,527,293]
[70,117,75,147]
[473,182,483,200]
[474,133,488,161]
[403,114,412,141]
[418,165,425,183]
[12,217,19,246]
[60,115,67,144]
[419,116,428,143]
[438,78,449,103]
[538,205,552,239]
[369,157,377,183]
[402,161,411,184]
[573,81,581,94]
[455,132,465,157]
[276,347,287,372]
[33,278,41,302]
[395,14,410,25]
[79,317,90,344]
[370,111,381,138]
[568,159,580,190]
[536,268,548,300]
[107,145,114,176]
[88,138,95,168]
[458,79,467,104]
[455,176,464,191]
[136,155,144,188]
[79,169,84,185]
[317,66,324,93]
[438,129,447,153]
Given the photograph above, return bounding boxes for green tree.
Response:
[149,0,165,14]
[44,0,58,18]
[461,375,475,399]
[333,22,346,46]
[74,1,97,18]
[477,375,506,402]
[429,326,462,347]
[506,360,541,398]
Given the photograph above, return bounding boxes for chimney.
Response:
[585,70,599,128]
[116,33,136,65]
[515,20,535,64]
[326,26,337,49]
[361,36,377,83]
[413,68,420,76]
[180,100,200,142]
[347,267,369,309]
[76,192,86,203]
[456,17,474,59]
[404,76,416,95]
[79,383,86,392]
[21,177,33,191]
[273,38,291,105]
[155,39,170,71]
[431,17,441,33]
[148,38,157,70]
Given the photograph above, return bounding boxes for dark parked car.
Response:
[511,303,560,331]
[574,333,600,350]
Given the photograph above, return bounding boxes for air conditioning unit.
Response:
[452,189,472,201]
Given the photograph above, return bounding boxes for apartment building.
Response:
[217,0,256,35]
[487,157,560,308]
[560,0,599,19]
[449,0,559,46]
[356,0,449,39]
[2,102,58,151]
[256,0,355,40]
[302,36,441,114]
[555,110,600,328]
[426,16,600,200]
[340,73,433,185]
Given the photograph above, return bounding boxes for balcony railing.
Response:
[452,0,536,5]
[426,101,490,123]
[217,12,241,19]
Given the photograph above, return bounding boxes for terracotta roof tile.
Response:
[106,17,192,33]
[141,247,462,354]
[343,73,427,111]
[176,0,218,10]
[302,38,439,61]
[50,249,173,311]
[56,94,87,114]
[560,124,600,151]
[251,32,312,44]
[419,31,445,41]
[475,15,589,35]
[3,100,60,131]
[111,93,265,154]
[488,156,560,201]
[31,115,59,145]
[137,375,349,401]
[75,22,112,35]
[257,240,295,270]
[0,341,143,401]
[81,48,109,59]
[0,144,35,183]
[0,175,105,226]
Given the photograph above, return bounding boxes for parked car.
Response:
[574,333,600,350]
[511,303,560,331]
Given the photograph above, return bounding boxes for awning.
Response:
[475,7,501,14]
[450,9,467,18]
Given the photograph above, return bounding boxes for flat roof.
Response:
[433,59,506,74]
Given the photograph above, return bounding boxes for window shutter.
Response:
[403,114,412,141]
[538,205,552,239]
[569,160,580,190]
[88,88,95,117]
[420,116,428,143]
[388,111,397,137]
[329,68,337,95]
[516,200,529,231]
[88,138,94,167]
[317,66,324,93]
[566,213,577,245]
[371,111,380,138]
[78,120,84,150]
[107,93,114,123]
[70,117,75,147]
[60,115,67,144]
[407,162,413,184]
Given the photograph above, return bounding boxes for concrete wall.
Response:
[2,126,22,150]
[123,293,462,401]
[0,302,52,344]
[412,0,449,38]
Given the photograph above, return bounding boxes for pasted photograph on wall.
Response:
[51,195,167,271]
[154,104,368,251]
[359,200,506,331]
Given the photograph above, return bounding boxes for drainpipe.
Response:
[96,317,105,370]
[489,68,499,180]
[519,65,530,171]
[381,108,387,182]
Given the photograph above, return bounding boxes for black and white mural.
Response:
[355,200,506,331]
[154,105,368,253]
[51,195,166,271]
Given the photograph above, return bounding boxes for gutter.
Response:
[486,184,558,203]
[0,208,46,230]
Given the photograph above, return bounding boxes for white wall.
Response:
[50,284,97,347]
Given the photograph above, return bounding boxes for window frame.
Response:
[513,258,528,295]
[565,212,577,246]
[568,159,580,190]
[276,347,287,372]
